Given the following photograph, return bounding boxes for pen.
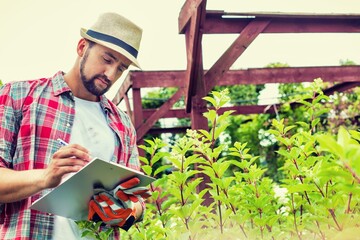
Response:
[57,138,69,147]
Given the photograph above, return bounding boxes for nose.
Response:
[104,66,118,82]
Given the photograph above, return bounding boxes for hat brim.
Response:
[80,28,141,69]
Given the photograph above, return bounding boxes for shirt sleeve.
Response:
[127,125,141,171]
[0,83,21,168]
[115,104,141,171]
[0,83,20,216]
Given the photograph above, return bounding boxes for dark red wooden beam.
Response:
[130,70,185,88]
[178,0,205,33]
[181,1,207,112]
[148,126,191,135]
[203,11,360,34]
[113,66,360,89]
[221,66,360,85]
[112,74,132,106]
[142,108,189,119]
[323,81,360,95]
[204,18,271,94]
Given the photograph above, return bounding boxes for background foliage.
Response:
[140,61,360,183]
[118,81,360,239]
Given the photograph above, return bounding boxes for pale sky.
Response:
[1,0,360,100]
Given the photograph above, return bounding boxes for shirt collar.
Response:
[52,71,72,96]
[99,95,113,114]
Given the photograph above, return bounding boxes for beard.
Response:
[79,50,111,96]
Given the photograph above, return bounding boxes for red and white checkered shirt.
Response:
[0,71,140,239]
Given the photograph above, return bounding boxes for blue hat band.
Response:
[86,29,138,58]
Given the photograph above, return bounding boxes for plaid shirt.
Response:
[0,71,140,239]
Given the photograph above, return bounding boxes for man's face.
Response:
[79,41,131,96]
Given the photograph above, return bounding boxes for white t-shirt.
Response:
[53,97,116,239]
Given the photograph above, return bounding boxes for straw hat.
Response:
[80,12,142,68]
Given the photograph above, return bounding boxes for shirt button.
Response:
[66,123,71,127]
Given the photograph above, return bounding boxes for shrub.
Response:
[79,81,360,239]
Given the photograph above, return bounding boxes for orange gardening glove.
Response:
[88,190,136,231]
[112,177,152,207]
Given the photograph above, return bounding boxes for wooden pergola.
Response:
[112,0,360,144]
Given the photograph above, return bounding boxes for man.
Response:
[0,12,146,239]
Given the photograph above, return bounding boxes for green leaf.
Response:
[298,100,312,107]
[214,123,229,140]
[277,136,291,147]
[337,126,351,147]
[99,229,113,240]
[296,121,310,128]
[81,230,95,238]
[217,110,235,124]
[198,129,211,142]
[312,94,329,104]
[151,191,159,201]
[142,165,153,176]
[151,152,169,165]
[349,130,360,142]
[211,90,223,100]
[228,159,248,169]
[286,183,316,193]
[316,134,344,159]
[139,156,149,165]
[267,129,280,136]
[203,96,217,107]
[95,221,103,229]
[311,118,320,128]
[203,109,217,123]
[277,149,291,159]
[154,165,173,176]
[284,125,296,134]
[217,161,231,177]
[198,165,216,178]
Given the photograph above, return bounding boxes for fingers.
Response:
[52,143,91,170]
[123,186,152,199]
[113,177,152,204]
[56,157,88,168]
[119,177,141,189]
[51,144,91,173]
[134,190,152,199]
[115,190,130,202]
[54,143,91,162]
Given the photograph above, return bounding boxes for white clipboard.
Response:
[30,158,155,220]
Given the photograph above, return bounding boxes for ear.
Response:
[77,38,87,57]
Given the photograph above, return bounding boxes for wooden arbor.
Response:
[112,0,360,143]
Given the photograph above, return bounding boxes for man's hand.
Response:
[88,191,136,231]
[88,177,152,230]
[112,177,151,223]
[41,143,91,189]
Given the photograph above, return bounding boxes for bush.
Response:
[79,81,360,239]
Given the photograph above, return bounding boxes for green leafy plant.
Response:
[78,83,360,239]
[76,220,113,240]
